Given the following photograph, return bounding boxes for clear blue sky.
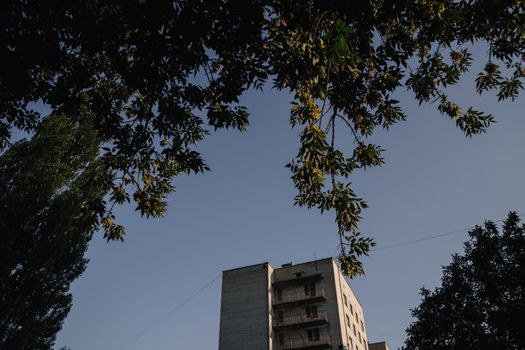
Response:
[52,62,524,350]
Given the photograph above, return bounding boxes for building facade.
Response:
[218,258,372,350]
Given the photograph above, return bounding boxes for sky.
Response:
[51,59,525,350]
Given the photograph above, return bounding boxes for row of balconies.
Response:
[272,277,329,350]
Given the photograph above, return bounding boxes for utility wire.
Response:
[117,273,221,350]
[371,212,524,252]
[372,226,481,251]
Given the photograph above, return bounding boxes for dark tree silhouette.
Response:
[0,116,109,350]
[405,212,525,350]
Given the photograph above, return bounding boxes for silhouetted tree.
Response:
[0,115,109,349]
[1,1,524,274]
[405,212,525,350]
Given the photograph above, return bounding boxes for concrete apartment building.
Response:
[219,258,380,350]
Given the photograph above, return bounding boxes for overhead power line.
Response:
[371,212,524,252]
[117,273,220,350]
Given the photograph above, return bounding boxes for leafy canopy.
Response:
[1,0,524,275]
[0,115,109,349]
[405,212,525,349]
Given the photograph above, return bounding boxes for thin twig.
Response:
[330,109,346,257]
[336,113,362,145]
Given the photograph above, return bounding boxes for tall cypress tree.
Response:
[0,115,109,349]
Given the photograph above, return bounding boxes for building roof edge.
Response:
[222,262,270,273]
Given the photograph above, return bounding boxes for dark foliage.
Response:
[1,0,524,275]
[0,116,109,349]
[405,212,525,350]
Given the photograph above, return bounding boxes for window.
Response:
[296,272,303,278]
[304,283,316,296]
[306,305,318,318]
[348,336,353,348]
[360,320,364,332]
[277,310,284,322]
[350,304,353,315]
[278,333,284,345]
[276,288,282,301]
[353,324,356,336]
[346,314,350,327]
[343,294,348,306]
[307,328,320,341]
[358,332,362,343]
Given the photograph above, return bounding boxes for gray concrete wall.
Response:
[219,263,270,350]
[332,259,369,350]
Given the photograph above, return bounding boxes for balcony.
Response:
[274,335,331,350]
[273,289,326,308]
[273,311,329,330]
[272,273,323,287]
